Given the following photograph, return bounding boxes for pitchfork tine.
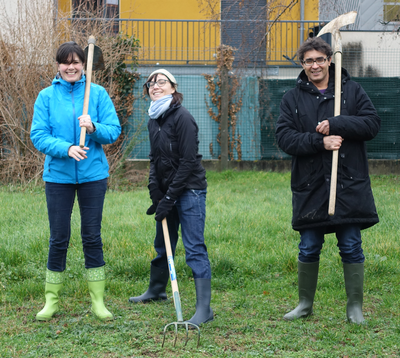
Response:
[161,218,202,348]
[162,321,200,347]
[186,322,201,347]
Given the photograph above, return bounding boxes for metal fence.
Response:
[60,18,400,161]
[129,47,400,162]
[124,19,328,66]
[71,18,328,66]
[120,19,220,65]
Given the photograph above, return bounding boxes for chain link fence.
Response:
[129,47,400,161]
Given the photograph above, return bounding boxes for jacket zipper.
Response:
[71,89,79,184]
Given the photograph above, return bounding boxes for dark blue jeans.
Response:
[151,189,211,279]
[298,224,364,264]
[45,179,107,272]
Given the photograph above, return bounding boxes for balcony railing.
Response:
[67,18,330,67]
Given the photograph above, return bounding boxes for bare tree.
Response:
[0,0,141,186]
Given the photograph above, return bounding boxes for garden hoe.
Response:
[317,11,357,215]
[161,218,200,348]
[79,36,105,148]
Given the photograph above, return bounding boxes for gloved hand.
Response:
[146,200,158,215]
[155,195,176,222]
[147,185,165,215]
[149,184,164,202]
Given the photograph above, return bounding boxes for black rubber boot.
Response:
[283,260,319,320]
[186,278,214,326]
[343,262,365,324]
[129,265,169,303]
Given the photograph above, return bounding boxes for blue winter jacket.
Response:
[30,75,121,184]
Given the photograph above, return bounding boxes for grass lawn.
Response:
[0,171,400,357]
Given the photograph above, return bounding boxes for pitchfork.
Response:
[161,218,200,348]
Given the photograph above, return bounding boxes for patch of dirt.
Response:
[109,168,149,190]
[124,168,149,185]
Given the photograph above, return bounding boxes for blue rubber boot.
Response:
[87,266,113,321]
[36,269,64,321]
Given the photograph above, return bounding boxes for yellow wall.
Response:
[55,0,71,44]
[119,0,319,66]
[269,0,319,66]
[120,0,214,20]
[57,0,71,14]
[55,0,320,66]
[120,0,220,65]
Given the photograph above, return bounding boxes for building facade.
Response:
[55,0,320,67]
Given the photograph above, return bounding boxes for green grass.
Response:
[1,172,400,357]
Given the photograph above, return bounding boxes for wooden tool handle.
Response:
[328,150,338,215]
[79,36,95,148]
[162,218,183,322]
[328,47,342,216]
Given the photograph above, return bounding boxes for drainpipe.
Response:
[300,0,305,44]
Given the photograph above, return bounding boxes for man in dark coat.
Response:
[275,37,380,324]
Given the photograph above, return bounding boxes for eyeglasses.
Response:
[146,79,169,88]
[302,57,329,66]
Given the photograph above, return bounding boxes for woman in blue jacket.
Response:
[30,41,121,321]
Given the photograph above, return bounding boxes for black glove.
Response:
[146,200,158,215]
[155,196,176,222]
[147,185,165,215]
[148,184,164,202]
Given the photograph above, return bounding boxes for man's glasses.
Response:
[302,57,329,66]
[146,79,169,88]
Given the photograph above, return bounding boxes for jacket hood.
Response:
[52,74,86,91]
[296,63,351,92]
[167,102,182,112]
[155,102,182,122]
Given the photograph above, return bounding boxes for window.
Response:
[384,0,400,22]
[72,0,104,17]
[72,0,119,34]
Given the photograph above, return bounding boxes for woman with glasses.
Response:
[31,41,121,321]
[128,69,213,327]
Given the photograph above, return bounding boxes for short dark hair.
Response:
[297,37,333,62]
[56,41,86,64]
[143,73,183,105]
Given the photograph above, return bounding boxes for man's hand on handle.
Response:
[316,119,330,135]
[316,120,343,151]
[323,136,343,151]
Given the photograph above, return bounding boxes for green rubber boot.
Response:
[343,262,365,324]
[283,261,319,320]
[87,266,113,321]
[36,269,64,321]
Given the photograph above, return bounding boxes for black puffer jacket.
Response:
[276,64,380,232]
[148,103,207,200]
